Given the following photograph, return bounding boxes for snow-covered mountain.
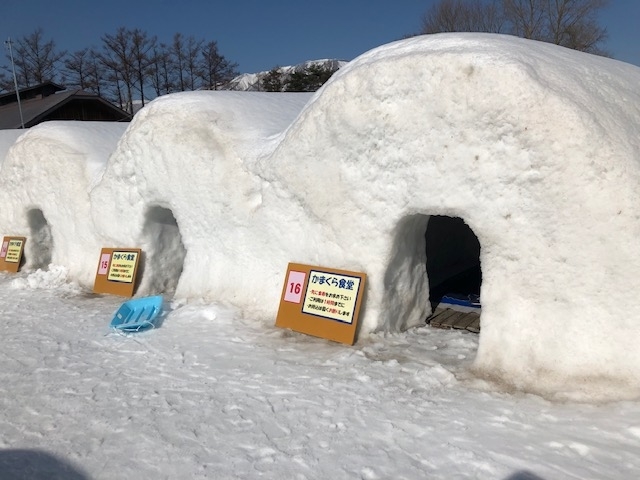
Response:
[224,59,348,91]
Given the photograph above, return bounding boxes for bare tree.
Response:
[148,43,175,97]
[13,28,66,86]
[63,48,104,92]
[170,33,188,91]
[479,0,506,32]
[422,0,505,34]
[184,36,203,91]
[63,48,90,89]
[421,0,609,54]
[130,29,157,108]
[99,27,136,113]
[2,26,240,105]
[0,71,12,92]
[503,0,547,39]
[86,52,106,97]
[198,41,238,90]
[544,0,609,53]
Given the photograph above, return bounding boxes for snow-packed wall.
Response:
[1,33,640,399]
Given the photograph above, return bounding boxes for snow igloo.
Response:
[261,33,640,398]
[90,91,321,302]
[0,122,127,285]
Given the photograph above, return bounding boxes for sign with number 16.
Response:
[275,262,367,345]
[283,270,306,303]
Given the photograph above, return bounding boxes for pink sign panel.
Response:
[0,241,7,258]
[284,271,306,304]
[98,253,111,275]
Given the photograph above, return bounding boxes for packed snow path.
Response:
[1,272,639,479]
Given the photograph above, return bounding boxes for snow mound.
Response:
[0,121,127,284]
[264,33,640,396]
[9,264,80,292]
[90,91,315,302]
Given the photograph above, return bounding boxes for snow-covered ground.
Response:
[1,270,640,480]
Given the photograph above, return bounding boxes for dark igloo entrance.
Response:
[425,215,481,311]
[139,206,186,296]
[27,208,53,270]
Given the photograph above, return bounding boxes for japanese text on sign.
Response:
[5,239,24,264]
[302,270,361,324]
[107,251,138,284]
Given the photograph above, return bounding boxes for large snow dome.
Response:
[263,33,640,397]
[90,91,320,300]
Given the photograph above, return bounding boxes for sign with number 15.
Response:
[0,236,26,273]
[92,247,142,297]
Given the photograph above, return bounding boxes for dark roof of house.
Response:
[0,82,65,107]
[0,83,131,129]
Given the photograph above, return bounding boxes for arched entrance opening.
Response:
[26,208,53,270]
[425,215,482,331]
[382,213,482,332]
[138,205,186,297]
[426,215,481,308]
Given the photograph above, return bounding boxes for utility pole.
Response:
[5,38,25,129]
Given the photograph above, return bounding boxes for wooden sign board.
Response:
[275,262,367,345]
[93,247,142,297]
[0,236,26,273]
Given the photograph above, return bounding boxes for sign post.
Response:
[275,262,367,345]
[0,236,26,273]
[93,247,142,297]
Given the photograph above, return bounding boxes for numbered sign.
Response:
[275,262,367,345]
[98,253,111,275]
[93,247,142,297]
[283,270,306,303]
[0,236,26,273]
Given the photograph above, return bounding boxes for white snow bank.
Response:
[263,33,640,397]
[0,121,127,285]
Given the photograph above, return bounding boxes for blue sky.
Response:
[2,0,639,74]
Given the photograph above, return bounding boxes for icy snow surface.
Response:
[1,271,640,479]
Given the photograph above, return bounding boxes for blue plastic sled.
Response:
[110,295,163,332]
[440,293,481,309]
